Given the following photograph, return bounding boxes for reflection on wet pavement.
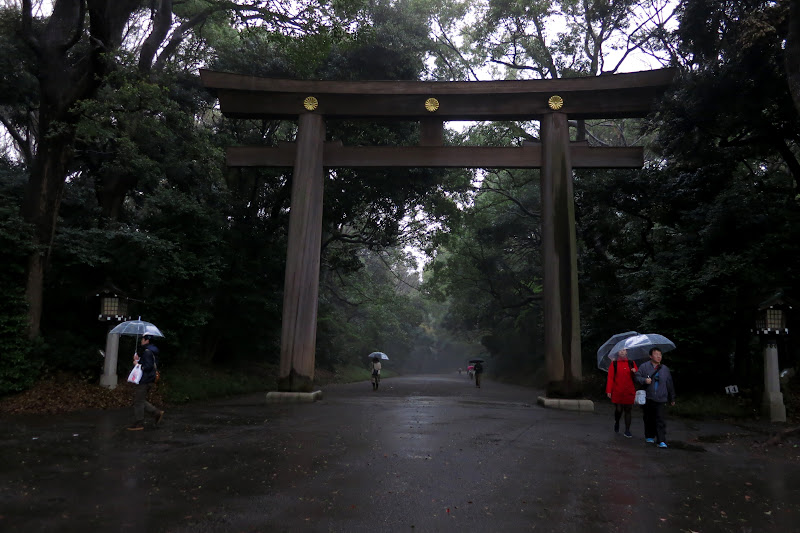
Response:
[1,374,798,532]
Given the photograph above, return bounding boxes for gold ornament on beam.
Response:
[303,96,319,111]
[424,98,440,112]
[547,95,564,110]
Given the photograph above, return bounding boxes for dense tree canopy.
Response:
[1,0,799,402]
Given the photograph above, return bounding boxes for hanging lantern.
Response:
[96,287,130,322]
[755,292,792,336]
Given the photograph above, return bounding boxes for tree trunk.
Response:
[786,0,800,115]
[22,132,74,339]
[18,0,143,338]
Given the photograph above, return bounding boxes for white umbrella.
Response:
[607,333,675,364]
[110,319,165,338]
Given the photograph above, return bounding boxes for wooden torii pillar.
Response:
[201,69,674,395]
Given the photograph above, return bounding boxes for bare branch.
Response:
[0,113,32,164]
[139,0,173,73]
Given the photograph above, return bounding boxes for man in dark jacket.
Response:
[128,334,165,431]
[634,348,675,448]
[474,361,484,388]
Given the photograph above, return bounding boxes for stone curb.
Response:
[266,390,324,403]
[537,396,594,412]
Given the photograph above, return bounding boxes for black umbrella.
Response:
[468,358,485,364]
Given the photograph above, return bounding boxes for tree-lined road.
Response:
[1,374,798,532]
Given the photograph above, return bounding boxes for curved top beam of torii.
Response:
[200,68,676,121]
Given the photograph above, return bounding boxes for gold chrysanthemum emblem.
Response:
[303,96,319,111]
[548,95,564,110]
[424,98,440,112]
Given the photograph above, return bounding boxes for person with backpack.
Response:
[127,334,165,431]
[635,348,676,448]
[605,348,638,438]
[371,356,382,390]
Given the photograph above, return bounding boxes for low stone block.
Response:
[266,390,323,403]
[537,396,594,412]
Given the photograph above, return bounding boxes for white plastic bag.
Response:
[635,389,646,405]
[127,364,143,384]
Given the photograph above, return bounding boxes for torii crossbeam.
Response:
[201,68,675,396]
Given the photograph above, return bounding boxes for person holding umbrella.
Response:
[605,348,638,438]
[127,334,165,431]
[367,352,388,390]
[472,359,484,388]
[635,348,676,448]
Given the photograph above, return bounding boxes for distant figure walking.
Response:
[474,361,484,388]
[605,348,638,438]
[371,357,382,390]
[635,348,676,448]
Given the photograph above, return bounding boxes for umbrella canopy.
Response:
[468,358,485,364]
[606,333,675,367]
[368,352,389,360]
[597,331,639,371]
[109,320,165,338]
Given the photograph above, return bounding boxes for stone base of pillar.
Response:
[762,391,786,422]
[537,396,594,412]
[277,370,315,393]
[545,380,584,399]
[99,374,118,389]
[266,390,323,403]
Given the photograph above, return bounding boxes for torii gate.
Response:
[201,68,674,396]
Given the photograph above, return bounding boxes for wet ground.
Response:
[1,374,798,533]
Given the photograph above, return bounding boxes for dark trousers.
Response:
[614,403,633,430]
[643,400,667,443]
[133,382,159,422]
[475,373,482,387]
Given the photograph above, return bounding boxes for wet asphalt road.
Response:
[1,374,799,533]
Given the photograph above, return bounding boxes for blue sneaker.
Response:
[624,431,633,438]
[645,438,655,444]
[657,442,668,448]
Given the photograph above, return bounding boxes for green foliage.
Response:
[0,162,38,394]
[318,364,374,385]
[670,393,757,420]
[316,249,429,371]
[421,150,545,369]
[160,361,278,404]
[433,0,676,80]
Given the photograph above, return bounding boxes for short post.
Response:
[95,286,130,389]
[754,292,792,422]
[100,332,120,389]
[762,341,786,422]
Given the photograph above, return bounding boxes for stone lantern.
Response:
[95,284,131,389]
[754,292,792,422]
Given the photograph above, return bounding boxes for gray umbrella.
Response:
[367,352,389,360]
[109,319,165,338]
[597,331,639,372]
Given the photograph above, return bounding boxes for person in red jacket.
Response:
[605,348,638,438]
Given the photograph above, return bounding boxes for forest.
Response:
[1,0,799,408]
